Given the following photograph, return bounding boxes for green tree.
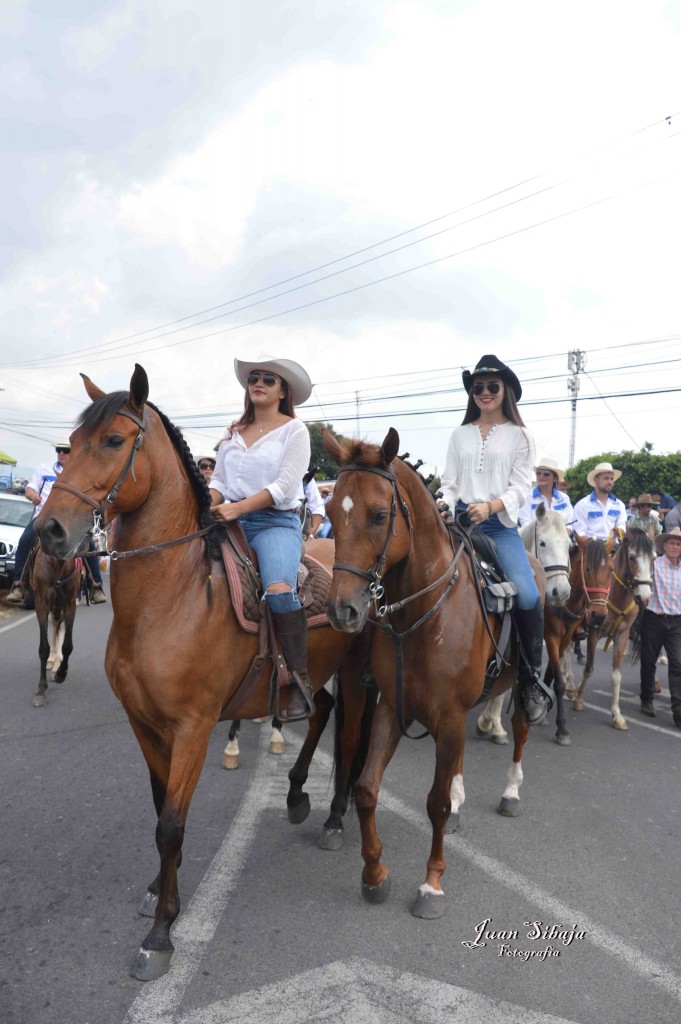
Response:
[307,421,344,480]
[564,445,681,504]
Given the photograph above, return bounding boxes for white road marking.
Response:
[175,957,582,1024]
[0,612,33,634]
[581,699,681,738]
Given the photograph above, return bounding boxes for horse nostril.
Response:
[42,517,67,544]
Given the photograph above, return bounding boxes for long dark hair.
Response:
[231,374,296,431]
[461,379,525,427]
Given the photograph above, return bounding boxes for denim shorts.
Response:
[238,508,303,592]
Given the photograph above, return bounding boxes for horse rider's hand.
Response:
[467,502,491,524]
[211,501,240,523]
[437,501,454,526]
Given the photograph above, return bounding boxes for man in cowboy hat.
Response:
[629,494,662,540]
[572,462,628,540]
[6,441,107,605]
[639,526,681,726]
[518,456,573,527]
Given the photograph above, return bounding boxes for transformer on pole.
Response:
[567,350,586,467]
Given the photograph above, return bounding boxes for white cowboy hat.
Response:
[655,525,681,555]
[533,457,564,479]
[233,357,312,406]
[587,461,622,487]
[195,454,216,465]
[55,440,72,449]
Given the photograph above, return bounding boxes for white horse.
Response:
[476,504,571,743]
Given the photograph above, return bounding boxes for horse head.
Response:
[574,534,613,631]
[36,365,152,559]
[522,504,571,607]
[323,427,415,632]
[615,527,654,607]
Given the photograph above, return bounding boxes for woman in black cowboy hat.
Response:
[440,355,551,725]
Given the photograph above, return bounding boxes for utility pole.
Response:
[355,390,360,437]
[567,349,586,467]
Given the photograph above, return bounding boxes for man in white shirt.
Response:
[572,462,628,540]
[303,477,325,539]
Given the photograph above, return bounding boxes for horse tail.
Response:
[332,670,378,803]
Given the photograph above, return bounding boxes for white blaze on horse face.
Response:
[341,495,354,525]
[634,552,653,606]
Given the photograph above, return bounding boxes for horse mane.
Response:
[77,392,213,530]
[585,537,608,575]
[335,438,442,511]
[625,527,655,559]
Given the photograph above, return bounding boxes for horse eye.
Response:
[371,510,388,525]
[539,540,546,547]
[105,435,125,449]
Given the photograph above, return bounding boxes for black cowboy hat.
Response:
[461,354,522,401]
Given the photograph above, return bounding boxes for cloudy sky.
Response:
[1,0,681,482]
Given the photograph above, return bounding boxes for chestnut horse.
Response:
[323,428,545,920]
[30,547,79,707]
[35,366,372,981]
[573,529,653,729]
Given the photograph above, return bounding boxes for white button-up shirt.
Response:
[518,485,574,528]
[572,490,628,539]
[28,460,63,518]
[210,419,311,510]
[440,421,535,528]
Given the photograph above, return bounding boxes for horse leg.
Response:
[497,702,530,816]
[475,694,508,744]
[611,632,629,730]
[354,698,402,903]
[33,609,50,708]
[287,688,334,826]
[572,631,597,711]
[546,636,570,745]
[222,720,241,770]
[269,715,285,754]
[47,612,60,672]
[413,715,466,920]
[561,647,576,699]
[130,720,209,981]
[54,605,75,683]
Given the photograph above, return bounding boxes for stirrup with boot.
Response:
[514,599,553,726]
[271,608,316,722]
[5,581,25,605]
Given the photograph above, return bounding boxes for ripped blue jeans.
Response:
[238,508,304,614]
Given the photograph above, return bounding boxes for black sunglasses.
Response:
[247,372,279,387]
[472,381,502,396]
[55,447,71,454]
[198,462,215,470]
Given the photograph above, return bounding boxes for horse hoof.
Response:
[287,794,310,825]
[132,946,173,981]
[572,700,584,712]
[53,671,66,684]
[319,828,344,851]
[566,689,576,701]
[252,717,267,724]
[613,719,628,731]
[475,722,492,737]
[491,733,509,745]
[32,693,48,708]
[412,888,445,919]
[138,890,158,917]
[362,874,391,904]
[222,752,239,770]
[554,733,571,746]
[269,738,285,754]
[497,797,521,817]
[444,812,460,834]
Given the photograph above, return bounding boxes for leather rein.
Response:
[51,403,214,560]
[603,535,652,645]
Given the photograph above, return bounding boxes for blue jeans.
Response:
[239,508,303,614]
[458,506,539,610]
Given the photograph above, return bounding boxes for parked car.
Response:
[0,493,33,583]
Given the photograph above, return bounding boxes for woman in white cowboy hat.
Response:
[518,456,573,528]
[572,461,627,540]
[209,357,315,721]
[440,354,551,726]
[195,453,217,485]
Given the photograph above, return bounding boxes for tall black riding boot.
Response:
[514,599,552,726]
[272,608,316,722]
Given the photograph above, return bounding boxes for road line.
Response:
[0,612,33,634]
[581,699,681,737]
[124,727,278,1024]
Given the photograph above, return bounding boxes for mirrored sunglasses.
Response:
[55,447,71,454]
[472,381,501,396]
[246,372,279,387]
[536,470,553,478]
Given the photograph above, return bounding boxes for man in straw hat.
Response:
[629,494,662,540]
[572,461,627,540]
[639,526,681,726]
[518,456,573,527]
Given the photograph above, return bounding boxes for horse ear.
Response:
[380,427,400,467]
[536,502,546,520]
[323,429,343,465]
[129,364,149,413]
[80,373,105,402]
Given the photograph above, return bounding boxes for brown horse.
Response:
[29,546,79,708]
[323,428,545,919]
[35,366,372,981]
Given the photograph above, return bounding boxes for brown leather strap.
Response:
[220,605,272,720]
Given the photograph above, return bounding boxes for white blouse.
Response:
[210,418,311,510]
[440,421,536,528]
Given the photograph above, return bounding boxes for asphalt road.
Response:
[1,583,680,1024]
